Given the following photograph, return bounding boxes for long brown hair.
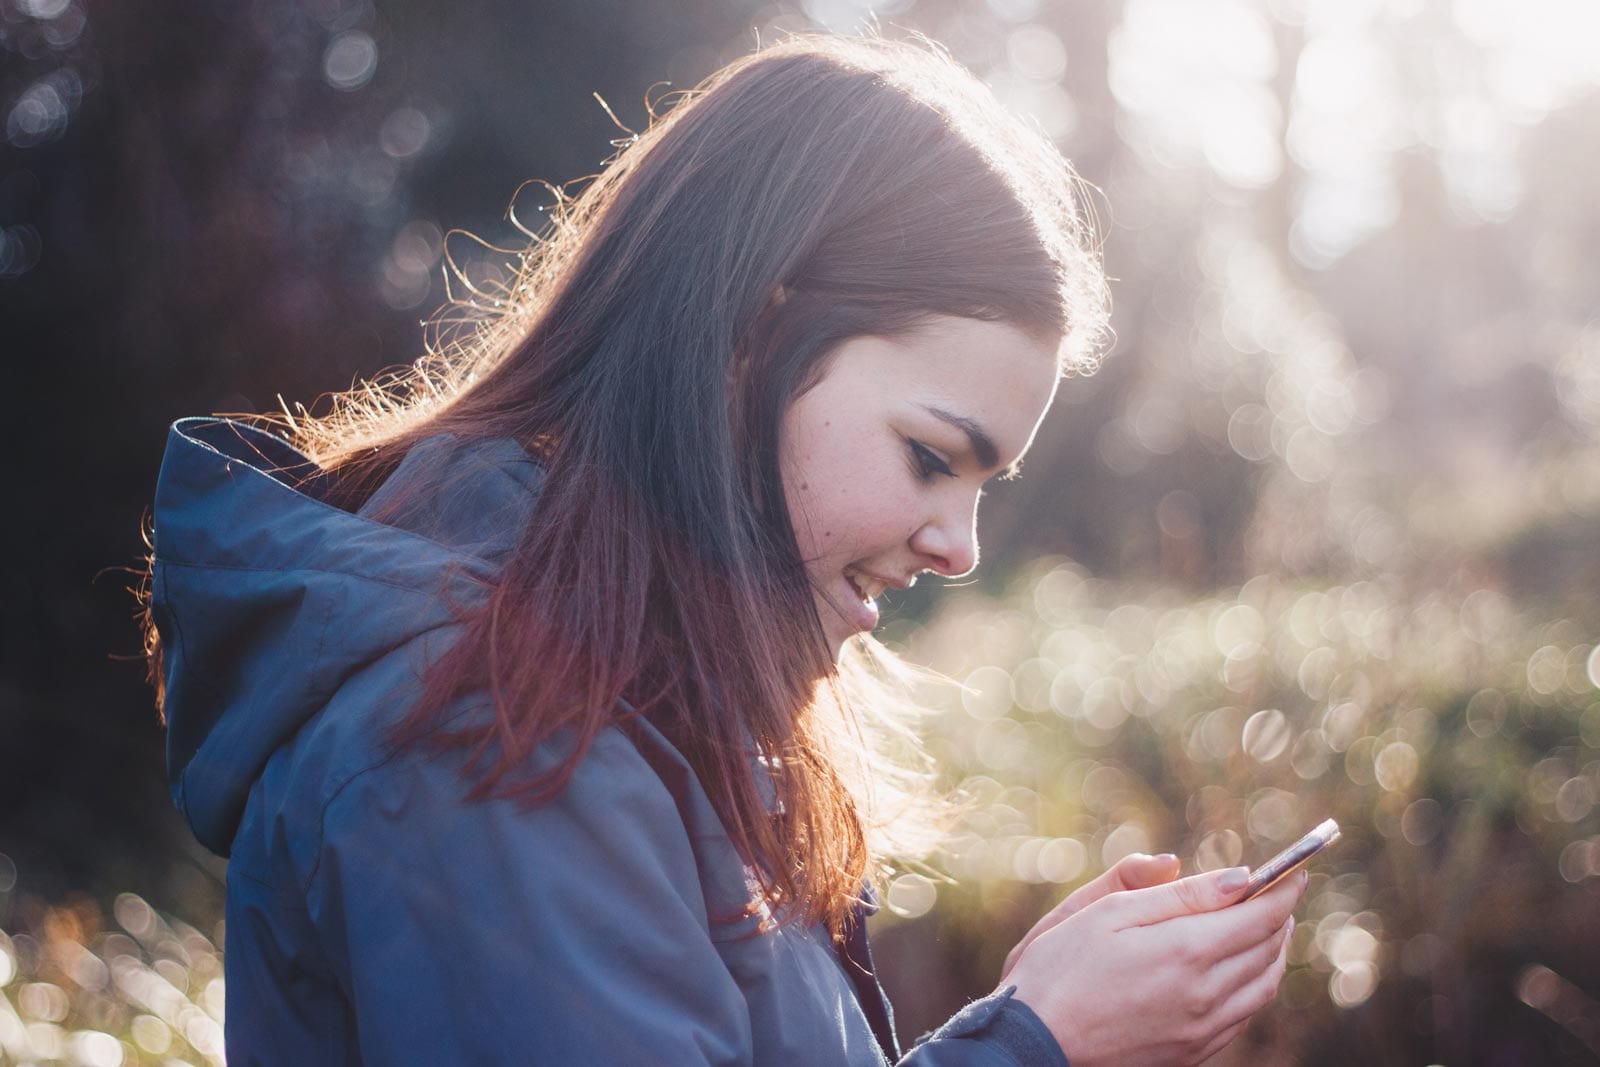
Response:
[143,34,1107,938]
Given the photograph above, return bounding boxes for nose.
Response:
[910,494,980,578]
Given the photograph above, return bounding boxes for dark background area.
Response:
[4,0,777,904]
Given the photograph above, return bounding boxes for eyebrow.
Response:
[921,404,1023,478]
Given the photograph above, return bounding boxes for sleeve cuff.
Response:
[918,985,1069,1067]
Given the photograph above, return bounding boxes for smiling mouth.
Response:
[844,568,892,603]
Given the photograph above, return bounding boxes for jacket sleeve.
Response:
[303,728,754,1065]
[896,987,1070,1067]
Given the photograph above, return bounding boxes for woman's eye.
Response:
[909,440,955,480]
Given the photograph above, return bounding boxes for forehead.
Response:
[829,316,1061,464]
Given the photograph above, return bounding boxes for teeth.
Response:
[847,570,887,602]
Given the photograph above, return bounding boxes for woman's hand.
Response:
[1003,866,1305,1067]
[999,852,1181,984]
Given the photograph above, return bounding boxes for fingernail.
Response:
[1219,867,1250,893]
[1301,870,1310,888]
[1155,853,1177,865]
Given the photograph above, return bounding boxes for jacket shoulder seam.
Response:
[299,727,444,897]
[298,718,676,900]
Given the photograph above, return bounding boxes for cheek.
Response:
[795,479,904,568]
[780,393,902,563]
[784,449,883,562]
[784,469,848,562]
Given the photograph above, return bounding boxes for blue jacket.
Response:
[150,417,1069,1066]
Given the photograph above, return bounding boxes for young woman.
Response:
[143,35,1303,1066]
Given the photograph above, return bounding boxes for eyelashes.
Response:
[909,439,955,480]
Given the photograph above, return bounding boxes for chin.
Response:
[823,623,854,663]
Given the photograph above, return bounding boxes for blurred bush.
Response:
[870,564,1600,1061]
[0,889,223,1066]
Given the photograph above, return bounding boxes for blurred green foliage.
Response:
[0,892,223,1066]
[870,565,1600,1061]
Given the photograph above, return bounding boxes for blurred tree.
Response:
[0,0,756,903]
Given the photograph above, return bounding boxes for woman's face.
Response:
[779,314,1060,658]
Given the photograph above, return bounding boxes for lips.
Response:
[845,569,888,603]
[839,572,881,634]
[838,568,919,635]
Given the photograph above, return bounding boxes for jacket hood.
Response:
[149,417,542,855]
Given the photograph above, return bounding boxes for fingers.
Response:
[1071,852,1180,911]
[1006,857,1297,1067]
[1108,865,1254,927]
[1042,863,1297,1066]
[1184,915,1293,1063]
[1145,867,1305,960]
[1115,851,1182,891]
[1070,852,1182,909]
[1194,1018,1248,1065]
[1002,852,1181,980]
[1204,910,1293,1050]
[1194,915,1293,1016]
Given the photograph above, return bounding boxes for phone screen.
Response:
[1238,818,1340,901]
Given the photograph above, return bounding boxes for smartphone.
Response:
[1238,818,1340,901]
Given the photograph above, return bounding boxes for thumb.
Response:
[1111,866,1251,927]
[1113,851,1182,892]
[1053,852,1181,924]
